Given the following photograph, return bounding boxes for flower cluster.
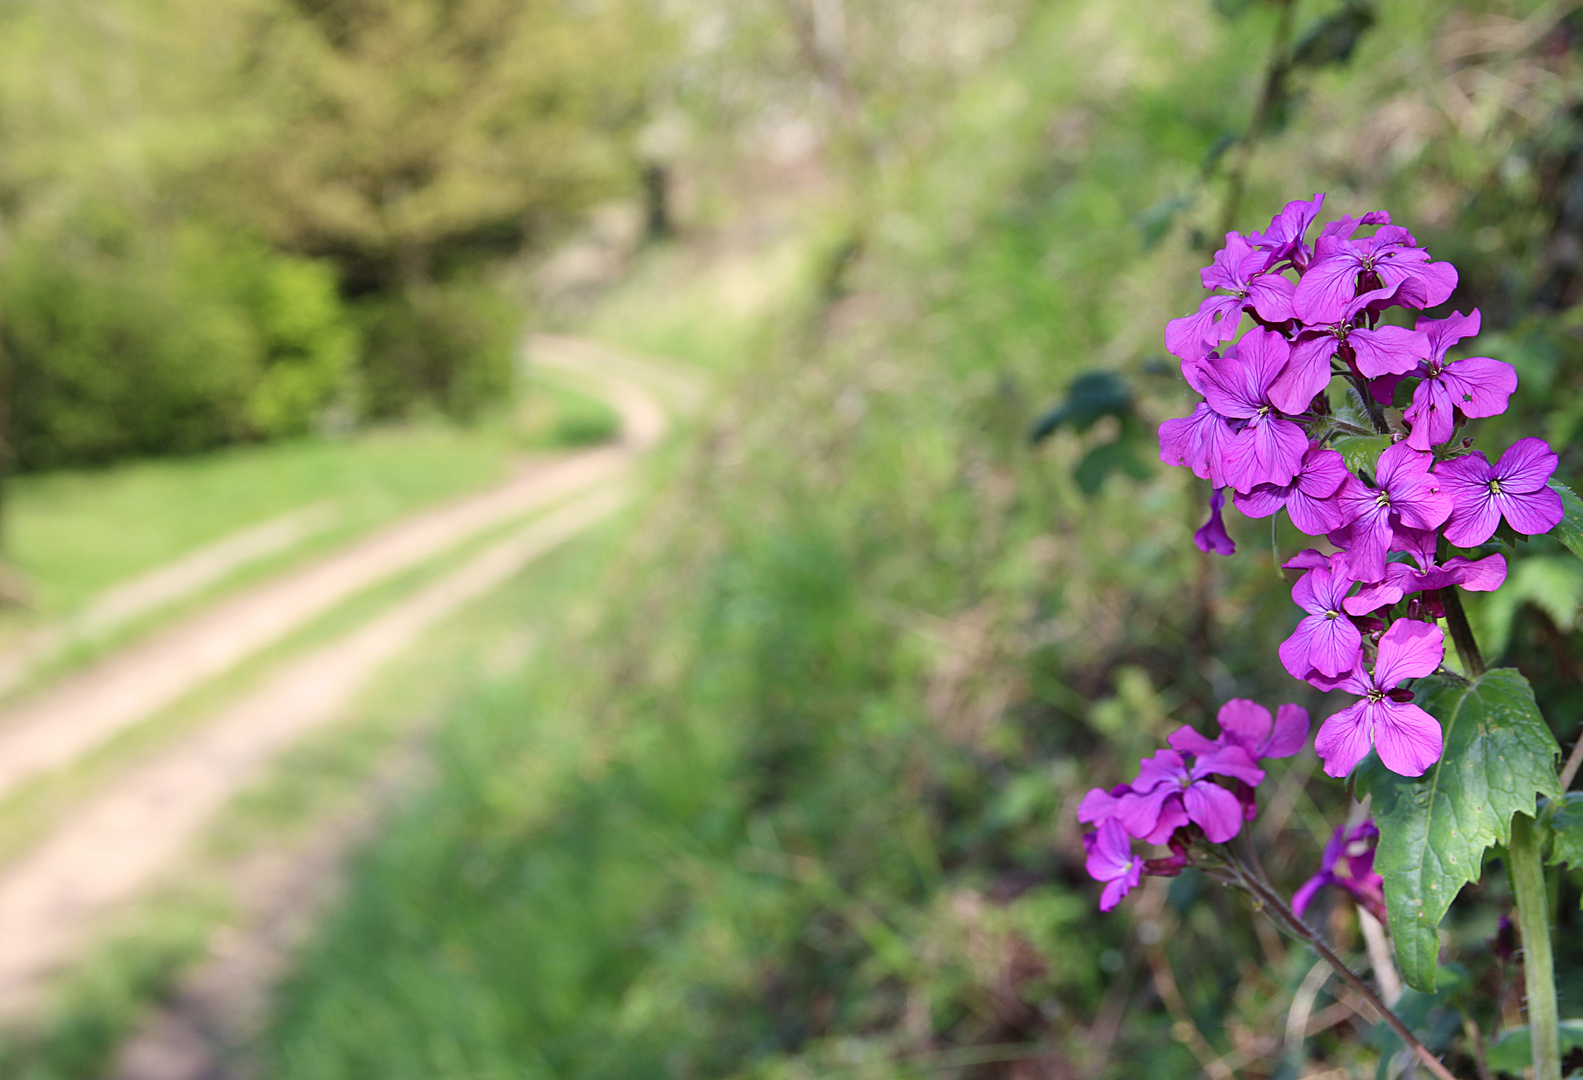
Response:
[1158,195,1563,779]
[1079,700,1308,909]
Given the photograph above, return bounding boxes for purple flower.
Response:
[1196,328,1310,492]
[1168,699,1310,760]
[1401,311,1517,451]
[1312,619,1445,778]
[1330,442,1452,583]
[1284,295,1430,394]
[1343,553,1508,617]
[1076,783,1132,827]
[1084,820,1143,912]
[1158,403,1239,488]
[1438,437,1565,547]
[1165,233,1295,361]
[1294,222,1457,326]
[1278,566,1364,679]
[1235,443,1349,535]
[1114,747,1265,844]
[1248,193,1325,270]
[1194,487,1236,555]
[1292,820,1386,923]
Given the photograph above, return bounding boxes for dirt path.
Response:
[0,503,340,703]
[0,338,668,807]
[0,336,690,1022]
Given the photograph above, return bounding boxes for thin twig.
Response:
[1439,588,1486,678]
[1558,732,1583,791]
[1234,866,1462,1080]
[1463,1013,1496,1080]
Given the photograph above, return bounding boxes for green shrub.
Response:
[354,281,518,423]
[0,211,358,469]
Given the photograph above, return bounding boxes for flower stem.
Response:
[1509,813,1561,1080]
[1232,864,1461,1080]
[1438,588,1485,678]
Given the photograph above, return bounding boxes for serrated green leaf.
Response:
[1550,480,1583,562]
[1484,1019,1583,1072]
[1358,669,1560,992]
[1541,791,1583,873]
[1333,433,1391,477]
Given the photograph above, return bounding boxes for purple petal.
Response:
[1283,548,1335,571]
[1294,250,1365,324]
[1131,748,1188,792]
[1494,437,1559,493]
[1249,193,1325,261]
[1284,489,1346,535]
[1292,871,1334,918]
[1389,259,1458,310]
[1343,562,1415,616]
[1373,619,1444,687]
[1200,232,1256,291]
[1139,798,1191,845]
[1158,403,1237,487]
[1417,310,1480,363]
[1193,744,1266,787]
[1349,325,1429,378]
[1438,357,1516,419]
[1268,333,1336,414]
[1216,699,1273,748]
[1372,701,1444,777]
[1339,506,1393,584]
[1308,612,1365,678]
[1246,273,1296,322]
[1374,441,1430,492]
[1263,704,1311,758]
[1403,378,1455,452]
[1194,487,1236,555]
[1444,489,1500,548]
[1078,785,1129,824]
[1224,416,1308,493]
[1166,724,1220,756]
[1183,781,1246,843]
[1114,786,1177,839]
[1279,617,1329,681]
[1085,819,1136,879]
[1440,553,1507,592]
[1234,483,1287,520]
[1314,701,1378,778]
[1499,486,1565,535]
[1166,295,1243,363]
[1099,865,1142,911]
[1293,447,1349,498]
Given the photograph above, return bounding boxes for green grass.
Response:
[3,422,522,618]
[0,511,620,1080]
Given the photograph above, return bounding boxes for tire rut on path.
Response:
[0,336,666,809]
[0,335,689,1024]
[0,486,626,1017]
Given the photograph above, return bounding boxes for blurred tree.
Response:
[226,0,657,290]
[209,0,662,415]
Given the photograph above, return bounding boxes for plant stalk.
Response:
[1438,588,1485,678]
[1509,813,1561,1080]
[1234,865,1461,1080]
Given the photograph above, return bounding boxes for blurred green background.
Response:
[0,0,1580,1077]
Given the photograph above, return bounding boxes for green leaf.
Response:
[1549,480,1583,562]
[1029,371,1133,442]
[1541,791,1583,874]
[1484,1019,1583,1072]
[1333,433,1391,477]
[1358,669,1561,992]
